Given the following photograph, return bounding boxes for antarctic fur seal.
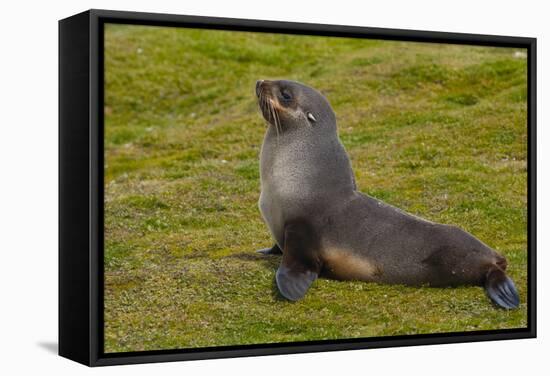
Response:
[255,79,520,309]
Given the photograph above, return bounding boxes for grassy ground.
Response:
[103,24,528,353]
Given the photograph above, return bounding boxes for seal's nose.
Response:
[255,80,264,97]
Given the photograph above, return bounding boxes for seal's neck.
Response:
[260,122,356,202]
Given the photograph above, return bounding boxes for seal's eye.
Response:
[280,90,292,101]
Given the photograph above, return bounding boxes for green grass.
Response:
[103,24,528,353]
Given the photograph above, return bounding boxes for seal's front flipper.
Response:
[275,219,321,301]
[276,265,317,301]
[256,244,282,255]
[485,267,520,309]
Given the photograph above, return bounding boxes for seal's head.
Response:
[255,80,336,133]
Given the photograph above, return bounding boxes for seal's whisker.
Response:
[257,85,281,141]
[260,91,269,125]
[263,94,271,124]
[265,97,272,126]
[273,104,281,140]
[258,89,264,111]
[271,103,279,141]
[258,87,267,122]
[268,99,280,143]
[259,87,266,112]
[273,105,282,138]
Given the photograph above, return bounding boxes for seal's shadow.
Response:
[225,252,287,301]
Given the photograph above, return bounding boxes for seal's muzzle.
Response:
[255,80,264,97]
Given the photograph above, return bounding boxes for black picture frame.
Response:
[59,9,537,367]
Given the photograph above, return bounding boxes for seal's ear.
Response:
[307,112,317,123]
[275,219,321,301]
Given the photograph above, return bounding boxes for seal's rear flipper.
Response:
[275,219,321,301]
[485,267,520,309]
[256,244,283,255]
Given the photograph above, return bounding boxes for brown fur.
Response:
[321,248,381,282]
